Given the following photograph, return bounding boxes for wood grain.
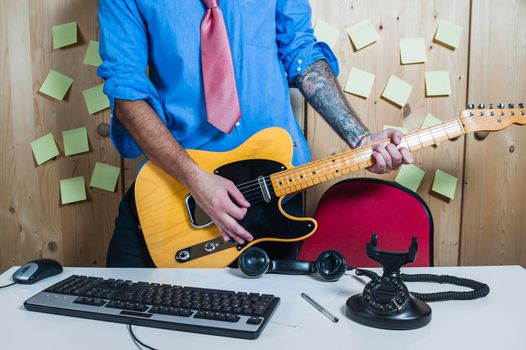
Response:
[307,0,470,265]
[460,0,526,266]
[0,0,122,272]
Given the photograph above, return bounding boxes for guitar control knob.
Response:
[478,104,486,109]
[497,103,505,109]
[508,103,515,108]
[467,103,475,109]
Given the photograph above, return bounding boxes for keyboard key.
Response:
[247,317,262,325]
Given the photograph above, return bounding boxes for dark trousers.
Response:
[106,184,303,267]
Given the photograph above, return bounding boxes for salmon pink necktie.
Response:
[200,0,241,133]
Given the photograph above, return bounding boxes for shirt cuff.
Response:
[286,41,340,84]
[102,72,166,159]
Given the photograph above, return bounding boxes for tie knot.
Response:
[203,0,219,9]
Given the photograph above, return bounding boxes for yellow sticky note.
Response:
[400,38,427,64]
[421,113,443,129]
[434,19,463,49]
[382,75,413,108]
[383,125,408,134]
[60,176,87,205]
[90,162,120,192]
[52,21,77,49]
[314,20,340,49]
[30,133,60,165]
[347,19,379,50]
[395,164,426,192]
[39,70,74,101]
[82,84,110,115]
[425,71,451,96]
[62,127,89,156]
[431,169,457,199]
[83,40,102,67]
[344,68,375,98]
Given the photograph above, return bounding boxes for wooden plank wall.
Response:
[308,0,469,266]
[460,0,526,266]
[0,0,524,272]
[0,0,123,272]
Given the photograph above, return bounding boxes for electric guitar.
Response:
[135,103,525,268]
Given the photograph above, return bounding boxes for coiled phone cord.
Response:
[400,273,490,302]
[354,268,490,302]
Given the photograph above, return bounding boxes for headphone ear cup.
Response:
[316,250,348,281]
[238,247,270,278]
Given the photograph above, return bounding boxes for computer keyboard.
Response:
[24,274,280,339]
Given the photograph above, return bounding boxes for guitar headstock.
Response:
[460,103,525,133]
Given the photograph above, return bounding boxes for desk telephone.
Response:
[239,234,490,330]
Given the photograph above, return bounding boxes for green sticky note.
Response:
[382,75,413,108]
[395,164,426,192]
[400,38,427,64]
[52,21,77,49]
[62,127,89,156]
[82,84,110,114]
[39,70,74,101]
[425,71,451,96]
[30,133,60,165]
[90,162,120,192]
[434,19,463,49]
[347,19,379,50]
[314,20,340,49]
[83,40,102,67]
[383,125,408,134]
[344,67,375,98]
[60,176,86,204]
[421,113,443,129]
[432,169,458,199]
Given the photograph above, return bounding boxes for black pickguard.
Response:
[214,159,314,241]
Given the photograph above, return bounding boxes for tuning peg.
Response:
[508,103,515,108]
[478,104,486,109]
[497,103,505,109]
[467,103,475,109]
[518,103,524,108]
[489,104,493,109]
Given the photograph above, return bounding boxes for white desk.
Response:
[0,266,524,350]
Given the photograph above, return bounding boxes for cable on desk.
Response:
[128,322,159,350]
[0,282,17,289]
[400,273,490,302]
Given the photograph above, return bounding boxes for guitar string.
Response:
[235,113,522,200]
[235,120,463,196]
[238,120,463,201]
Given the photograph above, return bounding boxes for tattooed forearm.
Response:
[294,60,369,148]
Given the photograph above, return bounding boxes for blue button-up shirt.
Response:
[98,0,339,166]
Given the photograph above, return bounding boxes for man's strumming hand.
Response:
[188,169,253,245]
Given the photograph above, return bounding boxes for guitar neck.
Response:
[270,118,465,197]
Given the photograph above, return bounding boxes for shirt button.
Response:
[296,67,301,72]
[235,122,240,127]
[297,59,303,64]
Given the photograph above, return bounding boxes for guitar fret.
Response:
[270,117,469,197]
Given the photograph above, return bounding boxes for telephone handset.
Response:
[345,235,490,330]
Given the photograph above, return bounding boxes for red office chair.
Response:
[298,178,434,267]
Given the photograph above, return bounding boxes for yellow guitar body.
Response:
[135,127,317,268]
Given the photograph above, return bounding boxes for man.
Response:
[98,0,413,267]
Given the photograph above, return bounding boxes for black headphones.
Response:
[238,247,349,281]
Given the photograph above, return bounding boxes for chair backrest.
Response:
[298,178,434,267]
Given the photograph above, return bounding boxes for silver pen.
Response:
[300,292,339,323]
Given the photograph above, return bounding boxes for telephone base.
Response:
[345,294,432,330]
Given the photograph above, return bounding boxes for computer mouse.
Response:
[12,259,63,284]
